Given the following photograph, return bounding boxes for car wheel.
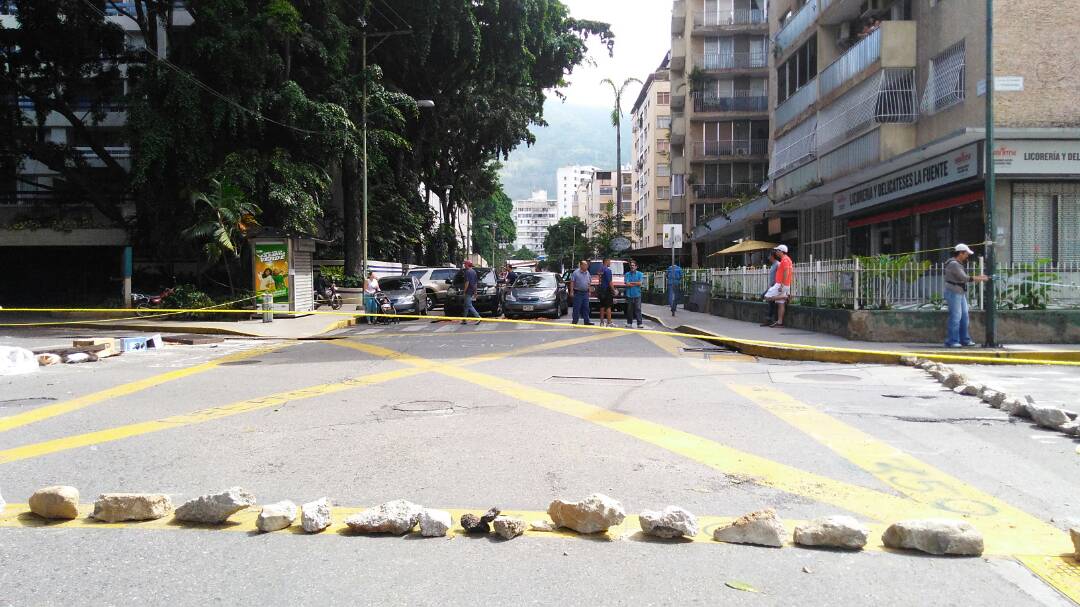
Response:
[426,292,437,311]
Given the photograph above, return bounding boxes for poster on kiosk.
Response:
[253,242,290,310]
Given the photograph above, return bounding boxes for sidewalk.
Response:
[2,312,362,339]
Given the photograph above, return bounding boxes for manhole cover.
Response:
[220,360,262,366]
[393,400,455,413]
[546,376,646,386]
[794,373,862,382]
[0,397,56,408]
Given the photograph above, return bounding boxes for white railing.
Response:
[775,76,819,128]
[770,116,817,176]
[693,139,769,158]
[643,259,1080,310]
[694,9,767,27]
[819,27,881,98]
[699,50,769,71]
[816,69,916,152]
[775,0,818,51]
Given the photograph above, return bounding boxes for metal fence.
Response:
[642,259,1080,310]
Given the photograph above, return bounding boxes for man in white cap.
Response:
[764,244,792,327]
[943,243,988,347]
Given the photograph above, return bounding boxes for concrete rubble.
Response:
[882,519,984,556]
[345,499,423,535]
[0,346,38,375]
[638,506,699,539]
[300,498,332,533]
[461,507,501,533]
[256,500,297,532]
[29,486,80,520]
[418,508,451,537]
[1028,405,1071,430]
[942,372,966,389]
[712,508,786,548]
[1071,528,1080,556]
[175,487,256,524]
[547,493,626,534]
[793,515,869,550]
[36,353,62,366]
[92,493,173,522]
[530,520,555,532]
[493,516,528,540]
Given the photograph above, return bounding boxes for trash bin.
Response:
[686,281,712,314]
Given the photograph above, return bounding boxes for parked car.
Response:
[504,272,567,319]
[407,267,458,310]
[561,260,628,311]
[377,275,428,315]
[443,267,504,317]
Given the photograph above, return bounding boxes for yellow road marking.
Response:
[0,343,290,434]
[726,384,1072,557]
[0,332,619,466]
[1017,555,1080,604]
[351,326,579,339]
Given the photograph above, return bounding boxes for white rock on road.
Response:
[0,346,37,376]
[345,499,423,535]
[638,506,699,539]
[493,516,528,540]
[1071,528,1080,556]
[547,493,626,534]
[882,519,984,556]
[29,486,80,520]
[942,373,966,389]
[92,493,173,522]
[256,500,297,532]
[1001,398,1029,417]
[418,508,451,537]
[793,515,869,550]
[1028,405,1071,430]
[712,509,786,548]
[175,487,256,524]
[301,498,333,533]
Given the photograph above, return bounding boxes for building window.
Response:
[657,186,671,199]
[922,40,965,115]
[672,174,685,197]
[656,139,670,154]
[657,116,672,129]
[657,91,670,105]
[657,163,671,177]
[776,37,818,104]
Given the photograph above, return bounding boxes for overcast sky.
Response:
[555,0,673,108]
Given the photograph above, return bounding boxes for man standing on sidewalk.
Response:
[623,259,644,328]
[598,258,615,327]
[765,244,792,328]
[461,261,481,325]
[569,260,594,325]
[944,243,988,347]
[666,261,683,317]
[760,250,779,327]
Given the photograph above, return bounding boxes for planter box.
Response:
[338,287,365,306]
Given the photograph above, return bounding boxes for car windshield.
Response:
[378,277,412,291]
[588,261,625,275]
[451,268,494,285]
[407,269,426,278]
[514,274,556,288]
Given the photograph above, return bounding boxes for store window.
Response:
[1013,182,1080,263]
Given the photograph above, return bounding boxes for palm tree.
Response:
[600,77,642,237]
[183,179,262,294]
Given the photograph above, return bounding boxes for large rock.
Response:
[92,493,173,522]
[955,384,982,396]
[638,506,698,539]
[882,519,984,556]
[0,346,37,376]
[712,509,786,548]
[1029,405,1070,430]
[345,499,423,534]
[547,493,625,534]
[419,508,451,537]
[1001,398,1030,417]
[461,507,501,534]
[983,390,1007,408]
[942,373,966,389]
[256,500,297,532]
[174,487,256,524]
[1071,528,1080,556]
[29,486,80,520]
[301,498,333,533]
[493,516,528,540]
[793,515,869,550]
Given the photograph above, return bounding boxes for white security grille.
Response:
[921,40,965,115]
[816,69,918,153]
[770,115,817,177]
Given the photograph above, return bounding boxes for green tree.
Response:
[544,216,590,270]
[182,179,262,294]
[590,207,622,258]
[512,246,538,260]
[600,77,641,229]
[471,184,516,264]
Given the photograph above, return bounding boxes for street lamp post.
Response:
[983,0,998,347]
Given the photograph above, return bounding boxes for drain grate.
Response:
[546,376,646,386]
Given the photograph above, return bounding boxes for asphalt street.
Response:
[1,314,1078,605]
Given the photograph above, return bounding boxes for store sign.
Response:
[253,242,290,304]
[833,144,980,217]
[991,139,1080,174]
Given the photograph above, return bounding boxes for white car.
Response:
[406,267,458,310]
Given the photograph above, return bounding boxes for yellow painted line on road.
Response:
[1016,555,1080,604]
[0,332,619,466]
[0,343,290,434]
[726,384,1074,558]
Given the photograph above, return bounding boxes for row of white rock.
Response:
[12,486,1006,556]
[899,356,1080,435]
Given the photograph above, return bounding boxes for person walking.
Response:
[623,259,644,328]
[598,258,615,327]
[363,270,379,323]
[666,261,683,316]
[461,260,482,325]
[760,251,780,326]
[569,260,594,325]
[944,243,988,347]
[765,244,792,328]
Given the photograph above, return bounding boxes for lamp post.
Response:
[983,0,998,347]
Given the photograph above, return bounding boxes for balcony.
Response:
[774,0,818,54]
[816,68,917,153]
[692,9,767,30]
[671,46,686,72]
[692,91,768,114]
[775,76,818,129]
[693,183,761,199]
[671,92,685,111]
[672,0,686,34]
[697,50,768,72]
[670,119,686,146]
[819,28,881,99]
[770,116,817,177]
[691,139,768,160]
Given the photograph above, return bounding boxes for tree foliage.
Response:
[544,216,590,270]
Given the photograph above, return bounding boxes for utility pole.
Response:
[983,0,998,347]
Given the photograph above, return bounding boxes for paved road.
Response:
[1,316,1078,605]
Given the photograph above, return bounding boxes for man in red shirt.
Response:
[765,244,793,328]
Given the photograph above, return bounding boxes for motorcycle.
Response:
[132,287,175,316]
[314,282,343,310]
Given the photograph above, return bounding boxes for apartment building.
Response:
[511,190,558,256]
[556,165,599,219]
[692,0,1080,266]
[630,55,673,250]
[670,0,772,265]
[571,167,633,240]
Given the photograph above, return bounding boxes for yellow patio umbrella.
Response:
[708,240,779,256]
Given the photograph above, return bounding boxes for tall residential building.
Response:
[670,0,772,265]
[691,0,1080,267]
[572,167,633,240]
[511,190,558,256]
[630,54,673,250]
[556,165,599,219]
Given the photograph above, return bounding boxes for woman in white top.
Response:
[364,271,379,321]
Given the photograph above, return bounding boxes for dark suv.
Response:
[443,268,504,317]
